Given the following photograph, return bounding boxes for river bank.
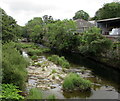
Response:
[20,42,120,99]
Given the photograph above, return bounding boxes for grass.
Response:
[15,42,51,56]
[47,95,56,101]
[27,48,50,56]
[62,73,92,91]
[52,75,55,79]
[27,88,56,100]
[27,88,42,99]
[15,42,36,49]
[51,69,57,74]
[31,55,38,60]
[47,55,70,68]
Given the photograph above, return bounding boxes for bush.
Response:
[15,42,36,49]
[78,32,112,56]
[27,88,42,99]
[51,69,57,74]
[48,55,70,68]
[47,95,56,101]
[27,48,42,56]
[27,48,50,56]
[0,84,24,100]
[62,73,92,91]
[27,88,56,100]
[31,55,38,60]
[2,42,28,89]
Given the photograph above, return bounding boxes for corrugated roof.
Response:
[97,17,120,23]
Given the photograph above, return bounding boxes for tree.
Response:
[73,10,89,21]
[78,27,112,56]
[25,17,44,42]
[44,20,79,51]
[1,8,18,43]
[42,15,54,24]
[94,2,120,20]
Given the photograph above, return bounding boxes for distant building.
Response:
[96,17,120,35]
[75,19,95,33]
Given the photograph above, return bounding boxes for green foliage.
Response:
[73,10,89,20]
[48,55,70,68]
[62,73,92,91]
[15,42,36,49]
[52,75,55,80]
[47,94,56,101]
[27,48,50,56]
[31,55,38,60]
[44,20,79,51]
[27,48,42,56]
[84,27,101,34]
[27,88,42,99]
[0,84,24,100]
[78,27,112,56]
[25,17,44,43]
[1,8,19,43]
[51,69,57,74]
[15,42,50,56]
[27,88,56,100]
[2,42,28,89]
[42,15,54,24]
[94,2,120,20]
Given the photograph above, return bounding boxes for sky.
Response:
[0,0,115,26]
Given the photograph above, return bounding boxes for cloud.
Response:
[0,0,114,26]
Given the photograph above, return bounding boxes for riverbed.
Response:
[23,50,120,99]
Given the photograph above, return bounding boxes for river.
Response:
[42,52,120,99]
[24,49,120,99]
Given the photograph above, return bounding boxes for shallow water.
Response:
[42,52,120,99]
[24,49,120,99]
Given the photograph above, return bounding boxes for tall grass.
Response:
[27,88,42,99]
[62,73,92,91]
[27,88,56,100]
[47,55,70,68]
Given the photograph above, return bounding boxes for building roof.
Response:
[75,19,95,29]
[97,17,120,23]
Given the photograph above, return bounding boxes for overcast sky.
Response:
[0,0,115,26]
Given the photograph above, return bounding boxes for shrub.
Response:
[78,32,112,56]
[27,88,42,99]
[27,48,50,56]
[62,73,92,91]
[0,84,24,100]
[48,55,70,68]
[27,88,56,100]
[31,55,38,60]
[51,69,57,74]
[15,42,36,49]
[47,94,56,101]
[27,48,42,56]
[2,42,28,89]
[52,75,55,80]
[84,27,101,34]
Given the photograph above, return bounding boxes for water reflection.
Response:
[42,51,120,99]
[60,52,120,92]
[63,90,92,98]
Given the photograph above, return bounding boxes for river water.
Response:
[23,48,120,99]
[42,52,120,99]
